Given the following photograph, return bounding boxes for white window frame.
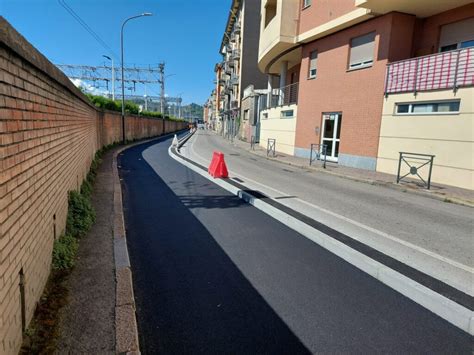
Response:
[308,50,317,79]
[348,32,375,71]
[281,109,294,118]
[395,100,461,116]
[440,39,474,52]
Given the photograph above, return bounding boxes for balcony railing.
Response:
[385,47,474,95]
[267,82,299,108]
[230,74,239,85]
[231,49,240,60]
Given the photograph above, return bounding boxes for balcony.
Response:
[231,100,239,109]
[267,82,299,108]
[234,22,241,35]
[355,0,473,18]
[231,49,240,60]
[230,74,239,86]
[385,47,474,95]
[224,65,232,75]
[258,0,299,72]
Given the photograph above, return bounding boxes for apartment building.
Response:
[204,89,218,130]
[257,0,473,189]
[219,0,267,139]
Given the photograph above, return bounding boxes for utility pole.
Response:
[102,55,115,100]
[144,84,148,111]
[177,94,182,119]
[159,62,165,115]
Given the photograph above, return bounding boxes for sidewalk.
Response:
[55,138,143,354]
[55,148,116,353]
[228,135,474,207]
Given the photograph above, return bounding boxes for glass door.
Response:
[321,112,342,162]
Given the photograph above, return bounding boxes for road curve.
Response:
[118,135,471,354]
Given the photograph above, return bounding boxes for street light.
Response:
[121,12,152,144]
[102,55,115,100]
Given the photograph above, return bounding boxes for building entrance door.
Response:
[321,112,342,162]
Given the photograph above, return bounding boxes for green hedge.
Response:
[85,93,185,122]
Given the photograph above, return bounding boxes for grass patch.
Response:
[52,235,79,270]
[65,191,96,238]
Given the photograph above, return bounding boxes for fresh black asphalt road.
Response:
[118,135,471,354]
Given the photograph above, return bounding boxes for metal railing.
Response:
[268,82,298,108]
[230,74,239,85]
[385,47,474,95]
[396,152,435,189]
[250,135,256,150]
[267,138,276,157]
[309,144,327,169]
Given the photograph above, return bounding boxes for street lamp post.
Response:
[121,12,152,144]
[102,55,115,100]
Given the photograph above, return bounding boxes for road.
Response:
[118,134,471,354]
[181,131,473,295]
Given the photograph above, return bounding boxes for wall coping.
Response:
[1,16,99,109]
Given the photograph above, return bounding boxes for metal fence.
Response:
[396,152,435,189]
[309,144,327,169]
[267,138,276,157]
[385,47,474,95]
[250,135,256,150]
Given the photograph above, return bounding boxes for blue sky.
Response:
[1,0,231,105]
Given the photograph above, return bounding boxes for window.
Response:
[264,0,277,28]
[441,40,474,52]
[440,44,458,52]
[461,40,474,49]
[439,18,474,52]
[243,109,249,121]
[395,101,460,115]
[281,109,294,118]
[303,0,311,8]
[308,50,318,79]
[348,32,375,70]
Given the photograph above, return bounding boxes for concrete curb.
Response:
[112,132,186,354]
[169,145,474,336]
[228,140,473,208]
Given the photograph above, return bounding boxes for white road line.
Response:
[169,144,474,335]
[187,133,473,274]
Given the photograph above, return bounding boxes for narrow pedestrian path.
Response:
[118,135,471,354]
[56,149,116,354]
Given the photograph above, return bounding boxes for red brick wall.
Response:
[295,13,415,160]
[0,17,185,354]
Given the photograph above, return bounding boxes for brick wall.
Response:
[0,17,185,354]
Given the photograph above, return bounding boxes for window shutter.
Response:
[439,18,474,49]
[349,32,375,68]
[309,50,318,77]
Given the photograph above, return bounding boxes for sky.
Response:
[1,0,231,105]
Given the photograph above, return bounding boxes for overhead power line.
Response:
[57,0,119,60]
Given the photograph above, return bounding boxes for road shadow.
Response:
[119,141,310,355]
